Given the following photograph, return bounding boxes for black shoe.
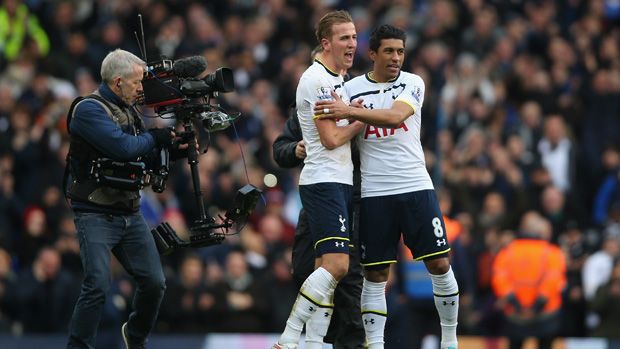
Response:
[121,322,145,349]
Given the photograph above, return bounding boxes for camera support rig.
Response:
[133,13,259,255]
[151,106,261,255]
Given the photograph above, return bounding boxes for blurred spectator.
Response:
[476,191,509,232]
[256,211,293,256]
[447,126,493,215]
[590,258,620,338]
[239,227,268,272]
[558,225,589,337]
[592,145,620,226]
[211,249,269,332]
[262,248,297,332]
[0,247,16,332]
[582,232,620,332]
[0,0,50,63]
[581,68,620,180]
[0,82,15,134]
[4,246,79,333]
[45,29,98,82]
[473,227,514,336]
[488,141,527,216]
[0,154,23,249]
[583,233,620,302]
[539,185,586,243]
[158,254,216,333]
[154,15,185,60]
[14,205,52,267]
[53,213,81,277]
[509,101,543,159]
[441,53,496,138]
[460,4,503,59]
[537,115,576,195]
[492,211,566,349]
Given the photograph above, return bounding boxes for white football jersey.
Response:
[297,60,353,185]
[345,71,434,197]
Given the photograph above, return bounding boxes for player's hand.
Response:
[314,91,350,120]
[295,140,306,159]
[351,98,364,109]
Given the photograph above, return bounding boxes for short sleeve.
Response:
[395,74,425,114]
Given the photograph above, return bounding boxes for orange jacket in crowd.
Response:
[491,237,566,316]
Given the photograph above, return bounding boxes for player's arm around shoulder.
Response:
[315,87,415,129]
[315,113,364,150]
[347,100,412,128]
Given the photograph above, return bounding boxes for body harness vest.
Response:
[64,90,145,211]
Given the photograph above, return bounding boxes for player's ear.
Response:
[369,50,376,62]
[321,38,330,51]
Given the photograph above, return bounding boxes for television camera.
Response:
[138,53,260,255]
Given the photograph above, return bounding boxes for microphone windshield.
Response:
[172,56,208,78]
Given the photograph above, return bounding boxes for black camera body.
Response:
[142,57,234,109]
[141,57,240,142]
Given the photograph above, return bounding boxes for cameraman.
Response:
[65,49,176,349]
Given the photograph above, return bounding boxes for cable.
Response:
[229,119,267,208]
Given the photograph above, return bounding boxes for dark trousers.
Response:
[292,208,365,349]
[67,212,166,349]
[504,312,561,349]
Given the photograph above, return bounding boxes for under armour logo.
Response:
[324,312,329,317]
[436,239,447,246]
[442,301,456,306]
[364,318,375,325]
[339,215,346,232]
[309,306,315,312]
[335,241,345,248]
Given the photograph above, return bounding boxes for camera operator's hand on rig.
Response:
[148,128,175,147]
[169,131,197,161]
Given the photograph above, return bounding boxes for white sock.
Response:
[430,266,459,347]
[361,279,387,349]
[279,267,338,345]
[305,292,334,349]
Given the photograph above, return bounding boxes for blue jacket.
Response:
[593,168,620,226]
[70,83,156,160]
[69,83,158,213]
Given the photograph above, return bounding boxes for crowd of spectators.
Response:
[1,0,620,345]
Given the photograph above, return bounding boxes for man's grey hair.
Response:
[100,49,146,83]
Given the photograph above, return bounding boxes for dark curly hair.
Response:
[369,24,406,52]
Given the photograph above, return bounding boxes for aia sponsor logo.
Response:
[363,123,409,139]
